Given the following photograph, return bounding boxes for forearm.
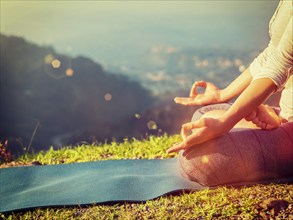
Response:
[220,68,253,102]
[220,78,277,130]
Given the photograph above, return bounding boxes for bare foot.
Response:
[245,104,281,130]
[200,110,259,129]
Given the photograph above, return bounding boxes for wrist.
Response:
[219,110,239,132]
[218,88,229,103]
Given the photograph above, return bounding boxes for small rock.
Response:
[31,161,42,166]
[258,198,289,216]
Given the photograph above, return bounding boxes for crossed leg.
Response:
[179,104,293,186]
[198,103,281,130]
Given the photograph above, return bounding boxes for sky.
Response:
[1,0,279,64]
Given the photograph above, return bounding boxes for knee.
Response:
[177,136,237,186]
[178,150,216,186]
[178,124,293,186]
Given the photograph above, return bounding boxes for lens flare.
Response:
[44,54,54,64]
[104,93,112,101]
[201,155,209,164]
[238,65,246,72]
[51,59,61,68]
[147,120,157,130]
[134,113,141,119]
[65,68,74,76]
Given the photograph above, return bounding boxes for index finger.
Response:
[181,122,196,140]
[189,81,207,97]
[166,142,185,154]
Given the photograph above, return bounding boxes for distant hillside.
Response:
[0,34,155,154]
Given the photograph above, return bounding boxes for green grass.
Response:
[1,134,293,219]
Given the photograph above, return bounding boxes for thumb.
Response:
[174,97,196,106]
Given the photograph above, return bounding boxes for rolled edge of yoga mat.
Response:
[0,158,206,213]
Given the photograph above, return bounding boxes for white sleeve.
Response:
[249,17,293,90]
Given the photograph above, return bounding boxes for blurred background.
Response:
[0,0,279,155]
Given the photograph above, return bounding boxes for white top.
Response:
[250,0,293,121]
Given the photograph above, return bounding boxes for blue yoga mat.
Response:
[2,158,292,213]
[0,159,205,213]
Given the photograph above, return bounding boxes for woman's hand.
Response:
[169,77,277,154]
[174,81,222,106]
[167,117,229,153]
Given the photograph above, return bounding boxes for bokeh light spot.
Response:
[44,54,54,64]
[147,120,157,130]
[238,65,246,72]
[104,93,112,101]
[65,68,74,76]
[51,59,61,68]
[201,155,209,164]
[134,113,141,119]
[202,60,209,66]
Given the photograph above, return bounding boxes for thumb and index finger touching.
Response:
[168,81,210,153]
[167,120,205,154]
[189,80,207,97]
[174,81,207,105]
